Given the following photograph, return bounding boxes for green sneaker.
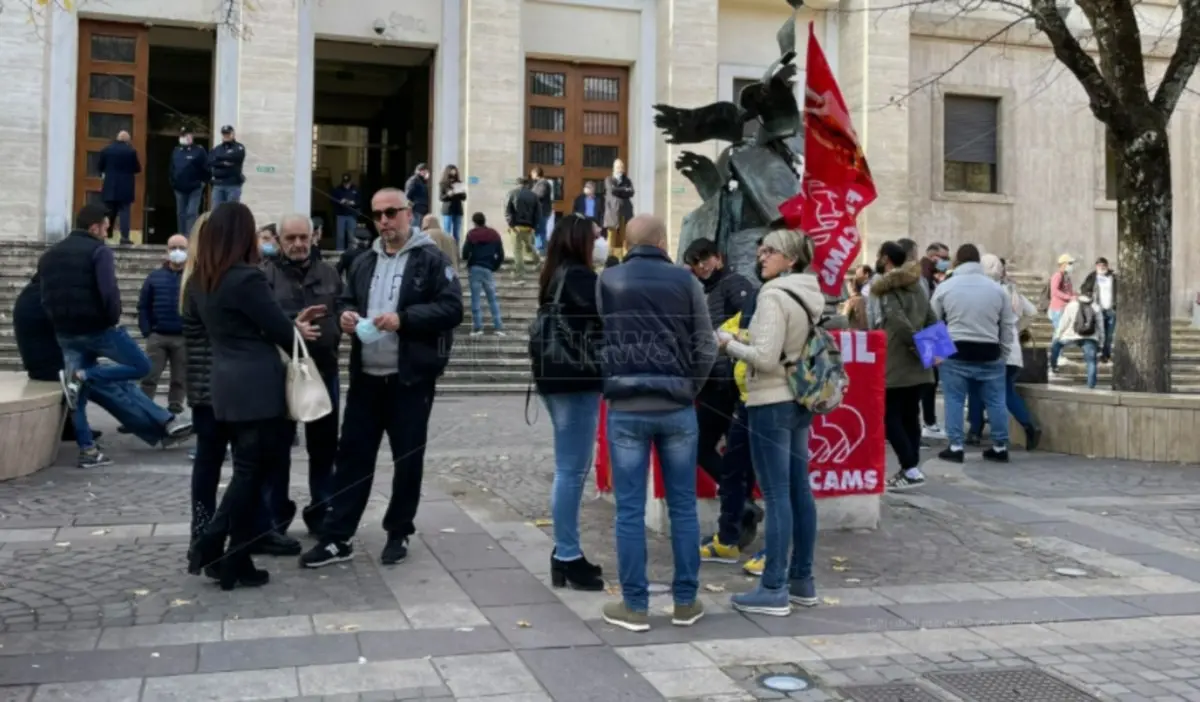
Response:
[672,600,705,627]
[601,601,650,633]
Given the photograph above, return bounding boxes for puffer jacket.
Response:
[870,261,936,388]
[182,287,213,407]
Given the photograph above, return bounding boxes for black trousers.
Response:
[696,376,737,484]
[265,367,340,530]
[190,404,235,538]
[201,416,291,550]
[885,384,926,471]
[921,368,939,426]
[321,374,436,542]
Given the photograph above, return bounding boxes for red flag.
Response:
[779,22,877,296]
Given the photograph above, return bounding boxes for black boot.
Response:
[219,549,270,591]
[551,551,604,591]
[187,530,226,576]
[1024,424,1042,451]
[250,532,303,556]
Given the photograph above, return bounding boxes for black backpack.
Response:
[1074,302,1097,336]
[528,268,598,381]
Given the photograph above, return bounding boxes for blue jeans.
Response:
[534,216,548,254]
[336,215,357,250]
[1048,310,1063,340]
[968,365,1035,436]
[1051,338,1099,388]
[607,406,700,612]
[175,189,203,235]
[211,185,242,207]
[1101,310,1116,359]
[87,381,175,447]
[940,358,1008,447]
[542,392,601,560]
[58,327,154,449]
[441,214,463,245]
[468,266,504,331]
[746,401,816,591]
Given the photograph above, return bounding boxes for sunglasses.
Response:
[371,207,408,221]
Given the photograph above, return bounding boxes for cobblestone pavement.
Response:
[1,397,1200,700]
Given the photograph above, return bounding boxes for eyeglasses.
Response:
[372,207,408,221]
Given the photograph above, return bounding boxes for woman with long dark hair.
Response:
[186,202,325,590]
[438,164,467,246]
[531,214,605,590]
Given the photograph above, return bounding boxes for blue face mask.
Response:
[355,317,385,344]
[935,258,951,272]
[261,242,278,257]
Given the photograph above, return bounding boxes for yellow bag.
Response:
[720,314,750,404]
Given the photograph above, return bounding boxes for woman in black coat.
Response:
[185,202,324,590]
[438,164,467,246]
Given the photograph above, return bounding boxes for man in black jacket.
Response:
[209,125,246,206]
[504,177,542,277]
[404,163,431,220]
[97,130,141,245]
[301,188,463,569]
[171,127,209,235]
[40,205,154,467]
[260,213,344,553]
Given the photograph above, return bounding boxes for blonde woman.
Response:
[421,213,460,267]
[179,212,234,550]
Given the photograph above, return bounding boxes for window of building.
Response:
[1105,131,1119,200]
[943,95,1000,194]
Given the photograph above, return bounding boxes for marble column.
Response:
[654,0,720,253]
[40,5,78,241]
[461,0,523,250]
[434,0,462,175]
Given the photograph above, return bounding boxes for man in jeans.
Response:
[209,125,246,206]
[461,212,506,335]
[39,205,153,467]
[300,188,463,569]
[137,234,189,414]
[597,214,716,633]
[929,243,1016,464]
[170,127,209,234]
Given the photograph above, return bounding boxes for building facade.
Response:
[2,0,1198,312]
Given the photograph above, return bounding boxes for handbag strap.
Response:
[550,267,568,305]
[292,327,311,360]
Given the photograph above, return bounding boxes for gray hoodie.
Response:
[362,228,439,375]
[929,261,1016,363]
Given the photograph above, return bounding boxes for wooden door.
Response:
[75,21,149,237]
[525,60,629,217]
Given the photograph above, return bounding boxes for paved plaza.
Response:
[2,396,1200,701]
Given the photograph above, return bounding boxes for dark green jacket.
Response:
[870,262,936,388]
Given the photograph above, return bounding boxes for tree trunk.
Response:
[1112,122,1173,393]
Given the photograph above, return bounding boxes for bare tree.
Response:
[891,0,1200,393]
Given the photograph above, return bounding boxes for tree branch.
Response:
[1028,0,1127,129]
[1075,0,1150,103]
[1154,0,1200,116]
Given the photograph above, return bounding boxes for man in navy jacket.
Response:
[596,214,715,633]
[209,125,246,206]
[137,234,189,413]
[98,130,141,245]
[170,126,209,235]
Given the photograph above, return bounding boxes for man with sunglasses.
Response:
[300,188,464,569]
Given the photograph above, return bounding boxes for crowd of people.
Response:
[12,168,1112,629]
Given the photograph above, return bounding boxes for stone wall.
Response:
[0,9,50,241]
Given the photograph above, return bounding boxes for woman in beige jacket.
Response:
[719,229,825,617]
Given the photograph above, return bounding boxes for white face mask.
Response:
[1065,263,1075,273]
[593,235,610,264]
[168,249,188,265]
[179,137,189,146]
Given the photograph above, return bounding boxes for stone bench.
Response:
[0,371,65,480]
[1016,384,1200,462]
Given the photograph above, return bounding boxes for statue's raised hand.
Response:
[653,104,690,144]
[675,151,723,201]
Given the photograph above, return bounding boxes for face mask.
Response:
[355,317,385,344]
[1065,263,1075,273]
[168,250,188,265]
[179,137,188,146]
[261,242,278,257]
[935,258,951,272]
[593,236,610,264]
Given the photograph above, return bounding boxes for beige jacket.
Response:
[724,272,825,407]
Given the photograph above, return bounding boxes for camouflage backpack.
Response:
[778,288,850,415]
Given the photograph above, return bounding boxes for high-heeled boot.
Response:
[188,530,226,576]
[550,551,605,591]
[218,548,270,591]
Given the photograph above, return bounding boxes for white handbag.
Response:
[286,328,333,423]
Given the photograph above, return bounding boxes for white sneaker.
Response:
[921,424,947,440]
[470,330,484,337]
[494,330,507,337]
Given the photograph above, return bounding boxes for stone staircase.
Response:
[1005,270,1200,392]
[0,242,539,394]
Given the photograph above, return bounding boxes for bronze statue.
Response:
[654,0,805,284]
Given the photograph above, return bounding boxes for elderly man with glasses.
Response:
[300,188,464,569]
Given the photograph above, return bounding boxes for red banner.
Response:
[778,22,877,297]
[594,330,887,500]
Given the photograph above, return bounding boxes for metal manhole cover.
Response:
[925,669,1101,702]
[841,683,945,702]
